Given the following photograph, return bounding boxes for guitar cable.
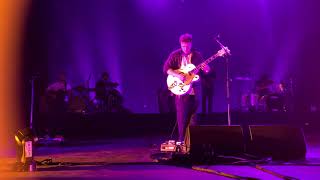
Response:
[169,119,178,140]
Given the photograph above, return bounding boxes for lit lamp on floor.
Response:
[14,128,37,171]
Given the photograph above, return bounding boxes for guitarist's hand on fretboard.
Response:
[200,64,210,73]
[217,47,230,57]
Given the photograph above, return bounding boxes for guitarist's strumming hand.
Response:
[167,69,185,82]
[176,72,186,82]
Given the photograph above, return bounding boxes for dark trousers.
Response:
[202,88,214,114]
[175,95,198,142]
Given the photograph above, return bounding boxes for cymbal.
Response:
[256,79,274,86]
[72,85,86,91]
[87,88,96,91]
[72,86,96,92]
[73,82,119,92]
[104,82,119,87]
[234,76,253,81]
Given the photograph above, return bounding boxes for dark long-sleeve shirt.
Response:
[163,49,204,74]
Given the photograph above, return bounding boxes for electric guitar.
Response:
[167,47,230,95]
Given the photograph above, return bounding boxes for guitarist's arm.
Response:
[163,51,184,81]
[167,69,184,81]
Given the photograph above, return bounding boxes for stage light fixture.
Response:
[14,128,37,171]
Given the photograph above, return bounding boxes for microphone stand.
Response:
[29,74,39,130]
[225,56,231,126]
[86,72,92,89]
[215,37,232,126]
[30,77,35,129]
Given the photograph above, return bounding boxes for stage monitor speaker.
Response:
[189,125,245,164]
[247,125,306,160]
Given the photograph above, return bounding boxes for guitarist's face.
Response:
[180,42,192,55]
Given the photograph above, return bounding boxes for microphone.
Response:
[215,34,220,40]
[214,35,231,56]
[215,36,225,49]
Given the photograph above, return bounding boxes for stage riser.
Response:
[33,112,320,138]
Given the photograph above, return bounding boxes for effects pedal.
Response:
[160,140,187,153]
[160,140,177,152]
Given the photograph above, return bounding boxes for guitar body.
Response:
[167,64,199,95]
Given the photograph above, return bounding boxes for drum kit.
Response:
[239,77,290,112]
[65,84,122,113]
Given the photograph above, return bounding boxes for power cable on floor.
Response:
[192,166,259,180]
[253,164,299,180]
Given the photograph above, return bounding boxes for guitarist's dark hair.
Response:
[179,33,192,43]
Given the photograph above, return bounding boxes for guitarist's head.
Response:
[179,33,192,55]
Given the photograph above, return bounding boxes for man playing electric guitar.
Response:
[163,33,228,151]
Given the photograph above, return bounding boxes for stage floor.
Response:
[1,133,320,179]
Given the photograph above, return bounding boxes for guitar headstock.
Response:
[217,47,231,57]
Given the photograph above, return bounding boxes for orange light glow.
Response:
[0,0,30,162]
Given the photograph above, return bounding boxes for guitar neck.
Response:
[193,54,219,74]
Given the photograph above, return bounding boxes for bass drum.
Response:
[68,95,87,113]
[92,89,124,112]
[241,93,259,112]
[265,93,285,112]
